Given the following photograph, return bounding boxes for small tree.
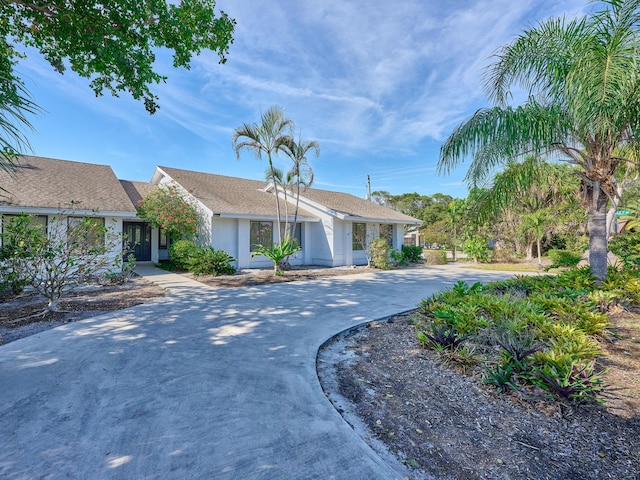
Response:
[0,213,123,312]
[136,185,199,240]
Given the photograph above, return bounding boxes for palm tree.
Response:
[438,0,640,282]
[445,199,464,261]
[282,135,319,238]
[232,106,293,243]
[520,211,549,268]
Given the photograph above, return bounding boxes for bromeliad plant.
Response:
[252,236,301,275]
[417,323,468,351]
[532,359,606,403]
[414,264,638,404]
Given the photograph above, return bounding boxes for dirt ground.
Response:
[0,277,166,345]
[318,310,640,480]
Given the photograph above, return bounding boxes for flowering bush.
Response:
[136,185,198,240]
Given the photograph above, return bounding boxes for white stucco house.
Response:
[1,156,421,269]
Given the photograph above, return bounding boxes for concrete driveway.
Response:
[0,265,514,479]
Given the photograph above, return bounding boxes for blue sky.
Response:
[18,0,586,199]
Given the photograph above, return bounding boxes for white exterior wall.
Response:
[211,217,240,267]
[393,224,404,250]
[308,212,336,266]
[150,227,160,263]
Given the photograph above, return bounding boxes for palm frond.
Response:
[0,70,40,173]
[438,102,572,184]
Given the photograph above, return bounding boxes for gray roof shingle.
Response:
[299,188,421,223]
[0,156,136,213]
[158,166,318,219]
[120,180,158,208]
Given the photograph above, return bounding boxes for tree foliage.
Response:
[233,106,294,244]
[136,185,198,240]
[0,1,235,172]
[1,0,235,114]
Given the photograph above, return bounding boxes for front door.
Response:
[123,222,151,261]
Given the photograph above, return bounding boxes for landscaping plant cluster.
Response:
[414,262,640,403]
[168,240,236,276]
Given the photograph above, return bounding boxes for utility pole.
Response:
[367,174,371,201]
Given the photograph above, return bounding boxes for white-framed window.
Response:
[250,221,273,252]
[1,214,48,245]
[352,223,366,251]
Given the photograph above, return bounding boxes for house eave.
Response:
[342,215,422,225]
[215,212,320,222]
[0,205,136,217]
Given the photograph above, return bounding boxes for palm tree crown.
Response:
[232,106,294,243]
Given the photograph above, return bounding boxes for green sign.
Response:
[616,209,630,216]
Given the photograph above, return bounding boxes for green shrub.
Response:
[531,358,605,402]
[609,232,640,270]
[188,247,236,276]
[401,245,423,263]
[463,236,490,263]
[548,249,582,267]
[0,266,27,296]
[556,266,596,290]
[390,249,408,266]
[369,238,391,269]
[423,250,447,265]
[414,263,634,404]
[169,240,198,270]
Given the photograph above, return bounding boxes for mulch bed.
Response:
[318,311,640,480]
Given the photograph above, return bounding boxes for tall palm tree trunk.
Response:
[267,152,282,244]
[588,195,609,283]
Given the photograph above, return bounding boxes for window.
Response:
[280,223,302,248]
[67,217,105,251]
[352,223,366,250]
[2,214,47,230]
[250,221,273,252]
[1,214,47,246]
[380,224,393,246]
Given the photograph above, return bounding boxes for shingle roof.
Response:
[158,166,318,219]
[120,180,158,208]
[0,156,136,213]
[158,166,420,224]
[299,188,421,224]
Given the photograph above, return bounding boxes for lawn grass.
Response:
[460,262,563,273]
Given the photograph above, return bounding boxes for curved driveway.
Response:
[0,265,514,479]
